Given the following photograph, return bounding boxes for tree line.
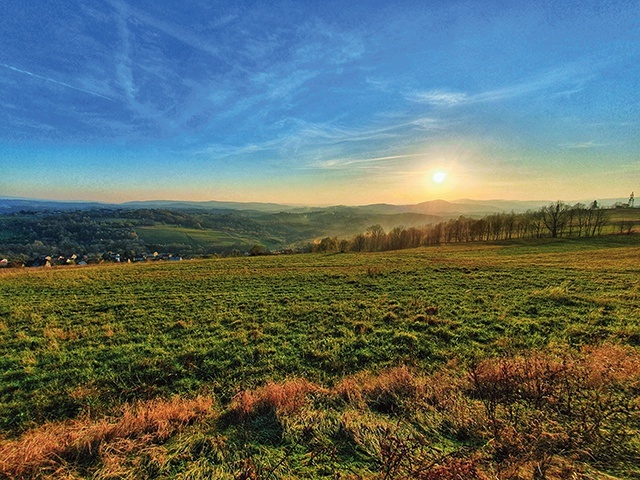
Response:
[311,201,621,253]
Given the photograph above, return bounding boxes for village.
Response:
[0,251,184,268]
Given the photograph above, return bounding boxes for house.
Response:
[27,255,52,268]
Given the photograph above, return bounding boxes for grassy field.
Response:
[1,236,639,478]
[134,225,268,250]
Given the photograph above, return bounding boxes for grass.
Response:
[134,225,264,249]
[0,236,639,478]
[0,396,214,478]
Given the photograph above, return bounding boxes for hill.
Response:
[2,196,636,261]
[3,195,630,216]
[0,206,443,259]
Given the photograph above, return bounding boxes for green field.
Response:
[1,236,639,478]
[134,225,268,250]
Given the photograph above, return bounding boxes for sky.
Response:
[1,1,638,205]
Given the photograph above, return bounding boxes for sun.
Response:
[432,171,447,184]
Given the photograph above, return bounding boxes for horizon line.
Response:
[0,195,631,209]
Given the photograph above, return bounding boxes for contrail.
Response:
[0,62,115,101]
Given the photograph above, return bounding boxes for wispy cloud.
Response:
[0,63,114,101]
[475,65,594,103]
[407,90,469,106]
[99,3,370,139]
[194,138,283,159]
[111,1,136,102]
[251,69,318,100]
[194,114,445,164]
[559,141,607,149]
[307,153,425,170]
[293,19,365,66]
[106,0,223,60]
[4,114,57,132]
[408,63,596,107]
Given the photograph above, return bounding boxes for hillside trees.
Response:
[316,202,618,254]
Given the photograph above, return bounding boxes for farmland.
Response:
[134,225,264,251]
[1,236,639,478]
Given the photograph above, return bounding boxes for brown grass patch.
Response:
[230,378,324,418]
[333,365,422,412]
[580,343,640,387]
[470,343,640,474]
[0,396,213,478]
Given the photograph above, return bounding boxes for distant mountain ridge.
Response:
[0,196,630,217]
[120,200,306,214]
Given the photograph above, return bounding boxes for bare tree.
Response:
[540,201,570,238]
[590,204,609,236]
[366,224,386,251]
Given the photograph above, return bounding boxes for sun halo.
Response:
[432,171,447,184]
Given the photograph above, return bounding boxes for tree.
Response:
[314,236,338,253]
[338,239,350,253]
[351,234,366,252]
[388,226,406,250]
[248,244,270,256]
[590,204,609,236]
[540,201,570,238]
[365,225,386,251]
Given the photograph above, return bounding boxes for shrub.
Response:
[469,344,640,474]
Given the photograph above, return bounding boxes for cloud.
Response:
[111,2,136,101]
[3,114,57,132]
[194,139,282,159]
[409,117,447,131]
[106,0,222,60]
[100,3,369,139]
[475,65,594,103]
[0,63,114,101]
[189,110,449,177]
[307,153,425,170]
[192,120,399,164]
[559,141,607,149]
[408,90,469,106]
[408,62,596,107]
[252,69,318,100]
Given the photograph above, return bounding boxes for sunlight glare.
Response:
[432,171,447,184]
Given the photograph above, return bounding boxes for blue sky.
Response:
[1,1,638,205]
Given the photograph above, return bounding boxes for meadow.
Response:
[134,225,266,251]
[1,236,639,479]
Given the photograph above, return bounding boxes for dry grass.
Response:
[470,344,640,478]
[230,378,325,418]
[1,346,638,479]
[0,396,213,478]
[580,343,640,387]
[333,365,422,412]
[471,344,640,408]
